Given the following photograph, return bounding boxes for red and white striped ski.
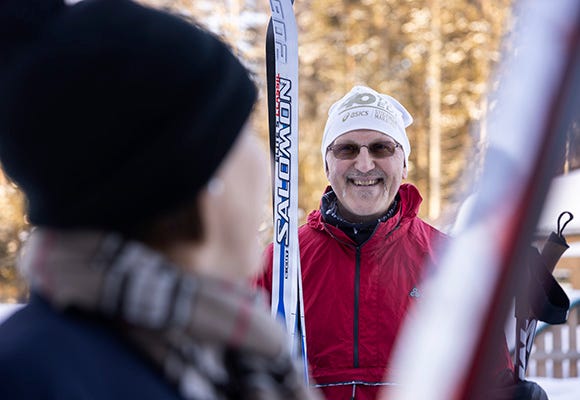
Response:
[388,1,580,399]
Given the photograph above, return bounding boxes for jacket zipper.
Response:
[323,218,402,370]
[354,246,361,368]
[351,222,401,370]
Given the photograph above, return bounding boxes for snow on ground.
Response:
[533,377,580,400]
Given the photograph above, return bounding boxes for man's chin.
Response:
[346,184,383,200]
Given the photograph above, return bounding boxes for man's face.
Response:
[325,129,407,223]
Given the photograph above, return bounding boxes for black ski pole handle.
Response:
[515,210,573,382]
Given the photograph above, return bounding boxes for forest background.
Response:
[1,0,578,302]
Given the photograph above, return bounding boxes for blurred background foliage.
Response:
[7,0,576,302]
[142,0,514,223]
[0,171,27,302]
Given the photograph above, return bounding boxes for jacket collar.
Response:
[307,183,424,242]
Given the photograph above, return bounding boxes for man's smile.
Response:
[348,177,383,187]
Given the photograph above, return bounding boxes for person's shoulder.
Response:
[0,296,182,400]
[414,216,447,235]
[0,297,107,372]
[302,208,323,231]
[405,216,448,246]
[0,299,80,398]
[0,297,65,357]
[397,183,424,219]
[300,209,335,244]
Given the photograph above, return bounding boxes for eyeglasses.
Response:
[327,141,402,160]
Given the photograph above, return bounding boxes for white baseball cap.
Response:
[321,85,413,166]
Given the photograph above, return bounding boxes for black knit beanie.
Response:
[0,0,257,231]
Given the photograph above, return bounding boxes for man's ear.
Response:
[402,161,408,179]
[324,160,330,179]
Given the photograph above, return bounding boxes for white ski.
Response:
[266,0,308,383]
[388,1,580,399]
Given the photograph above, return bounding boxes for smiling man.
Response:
[258,85,534,399]
[258,85,454,399]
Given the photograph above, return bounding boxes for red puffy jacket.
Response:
[257,184,512,399]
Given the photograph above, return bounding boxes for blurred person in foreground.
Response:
[257,85,546,400]
[0,0,318,399]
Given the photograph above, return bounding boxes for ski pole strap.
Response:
[557,211,573,237]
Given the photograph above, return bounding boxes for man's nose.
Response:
[354,147,375,173]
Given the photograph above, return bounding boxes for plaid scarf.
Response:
[20,229,319,400]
